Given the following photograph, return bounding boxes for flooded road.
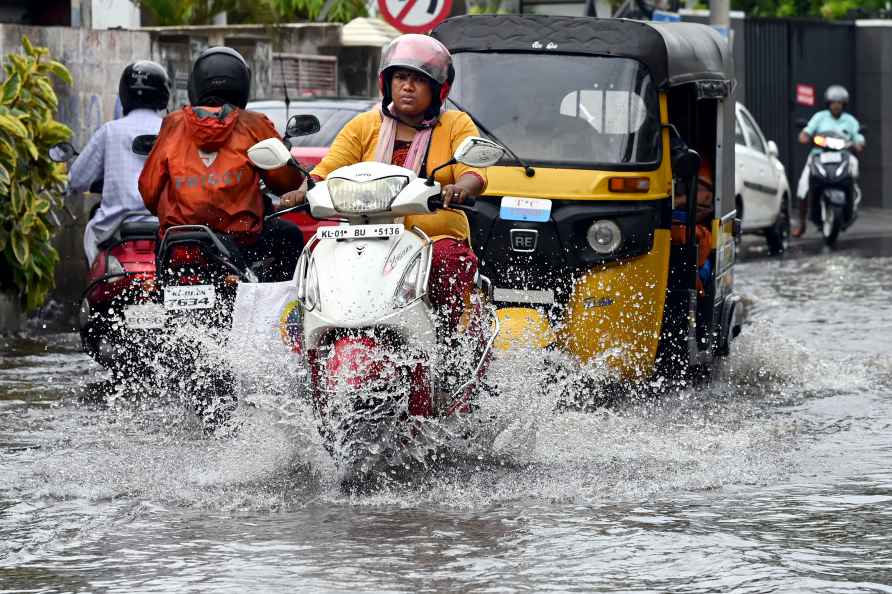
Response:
[2,236,891,593]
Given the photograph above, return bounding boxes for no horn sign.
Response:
[379,0,453,33]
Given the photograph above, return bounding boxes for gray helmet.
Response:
[825,85,849,105]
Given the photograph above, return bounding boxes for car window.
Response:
[247,105,368,146]
[735,116,747,146]
[738,109,766,154]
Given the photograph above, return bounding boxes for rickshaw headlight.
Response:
[586,220,622,254]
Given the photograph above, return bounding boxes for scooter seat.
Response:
[119,221,160,238]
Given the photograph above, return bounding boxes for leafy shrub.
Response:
[0,36,73,312]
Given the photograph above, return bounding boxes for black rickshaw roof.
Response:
[431,15,732,89]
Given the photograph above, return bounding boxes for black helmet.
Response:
[187,46,251,109]
[119,61,171,115]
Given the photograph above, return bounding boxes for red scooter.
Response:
[78,214,161,377]
[50,140,163,379]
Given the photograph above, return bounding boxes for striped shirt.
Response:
[69,108,162,261]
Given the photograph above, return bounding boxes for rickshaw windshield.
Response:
[450,53,661,169]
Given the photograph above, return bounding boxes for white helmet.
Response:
[825,85,849,105]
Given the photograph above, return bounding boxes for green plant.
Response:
[238,0,367,24]
[0,36,72,312]
[133,0,237,25]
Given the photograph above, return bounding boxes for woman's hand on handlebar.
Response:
[441,184,472,207]
[277,189,306,211]
[441,173,484,208]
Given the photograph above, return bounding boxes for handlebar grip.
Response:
[427,196,476,212]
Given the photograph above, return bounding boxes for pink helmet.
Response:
[378,34,455,117]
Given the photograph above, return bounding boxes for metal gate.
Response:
[744,18,855,191]
[272,53,338,98]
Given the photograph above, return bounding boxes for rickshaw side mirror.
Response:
[672,148,701,180]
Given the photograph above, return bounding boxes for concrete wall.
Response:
[855,21,892,210]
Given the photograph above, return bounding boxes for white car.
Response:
[735,103,791,254]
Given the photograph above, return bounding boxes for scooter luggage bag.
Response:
[229,279,301,359]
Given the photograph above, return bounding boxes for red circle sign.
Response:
[378,0,453,34]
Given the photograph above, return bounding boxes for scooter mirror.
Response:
[286,114,321,138]
[453,136,506,168]
[248,138,293,170]
[131,134,157,157]
[49,142,77,163]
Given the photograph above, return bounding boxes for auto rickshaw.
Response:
[432,15,744,380]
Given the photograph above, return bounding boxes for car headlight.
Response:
[327,176,408,214]
[586,220,622,254]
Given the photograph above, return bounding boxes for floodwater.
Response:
[2,236,891,593]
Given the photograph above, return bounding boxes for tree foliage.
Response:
[730,0,889,19]
[0,37,72,312]
[135,0,366,25]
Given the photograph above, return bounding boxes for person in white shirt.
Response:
[69,61,171,265]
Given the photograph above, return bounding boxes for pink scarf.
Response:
[373,104,438,175]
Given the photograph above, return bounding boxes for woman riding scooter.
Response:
[278,34,487,332]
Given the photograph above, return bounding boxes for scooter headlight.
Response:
[327,176,408,214]
[586,220,623,254]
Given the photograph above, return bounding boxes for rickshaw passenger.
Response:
[672,161,714,294]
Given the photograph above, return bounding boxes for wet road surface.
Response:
[1,227,891,593]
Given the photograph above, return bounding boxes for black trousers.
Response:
[242,218,304,282]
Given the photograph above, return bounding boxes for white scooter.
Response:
[248,131,506,469]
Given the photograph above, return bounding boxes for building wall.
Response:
[855,22,892,210]
[90,0,140,29]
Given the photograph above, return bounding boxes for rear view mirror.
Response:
[248,138,292,170]
[286,114,321,138]
[453,136,505,168]
[672,147,701,180]
[767,140,779,158]
[795,117,808,128]
[49,142,77,163]
[131,134,157,157]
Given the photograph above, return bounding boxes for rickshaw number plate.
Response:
[316,224,404,240]
[819,152,843,164]
[493,287,555,304]
[164,285,215,310]
[500,197,552,222]
[124,303,165,329]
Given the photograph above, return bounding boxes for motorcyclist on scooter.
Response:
[69,61,170,266]
[138,47,305,281]
[794,85,864,237]
[277,34,487,332]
